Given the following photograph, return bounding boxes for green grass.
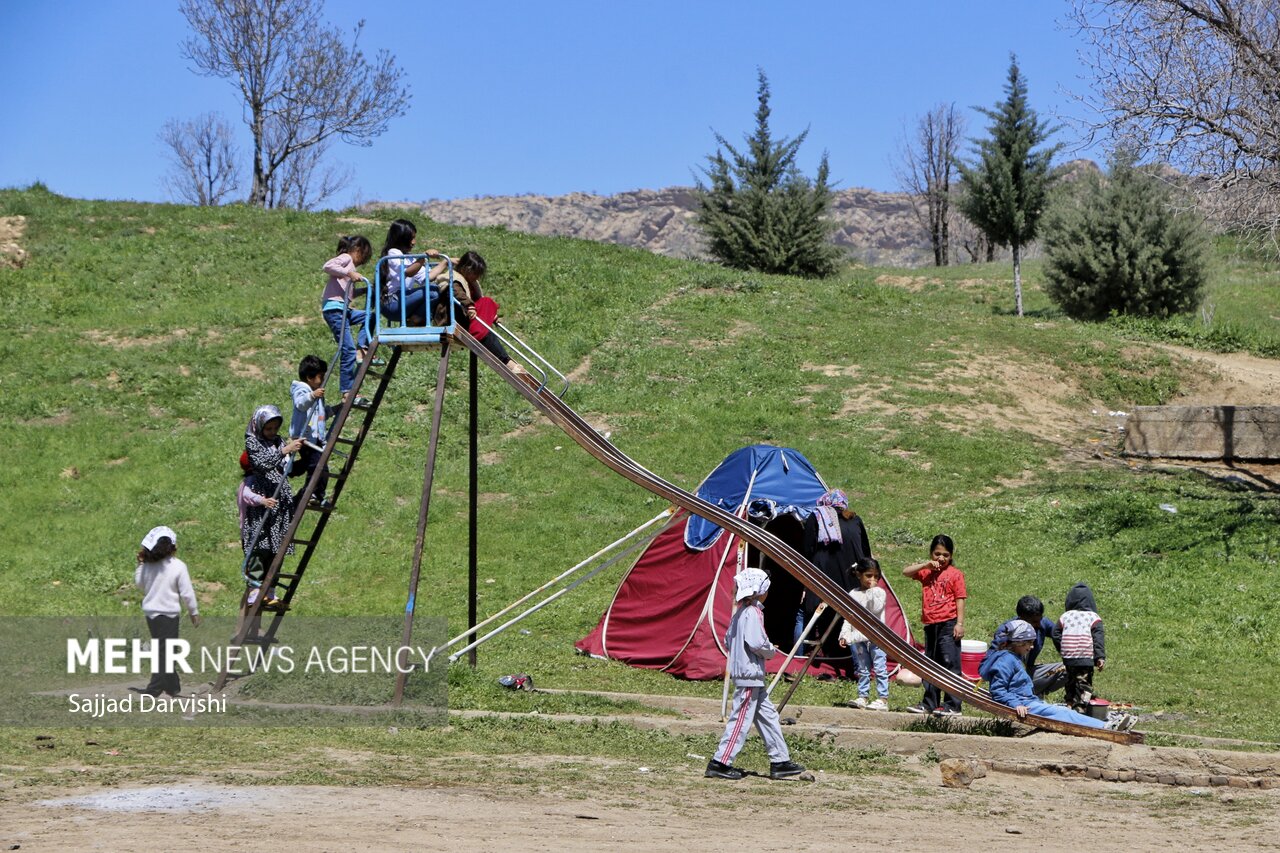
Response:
[2,185,1279,772]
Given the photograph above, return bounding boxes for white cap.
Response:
[141,525,177,550]
[734,568,771,601]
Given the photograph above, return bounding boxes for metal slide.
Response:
[454,327,1141,744]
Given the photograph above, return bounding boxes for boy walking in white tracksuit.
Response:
[705,568,806,781]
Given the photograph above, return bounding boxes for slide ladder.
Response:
[452,327,1140,744]
[214,341,403,690]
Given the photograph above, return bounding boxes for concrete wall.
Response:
[1124,406,1280,461]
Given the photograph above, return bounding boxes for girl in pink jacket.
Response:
[321,235,372,404]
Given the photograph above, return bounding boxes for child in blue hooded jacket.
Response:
[980,620,1133,731]
[705,568,807,781]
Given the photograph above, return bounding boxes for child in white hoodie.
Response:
[838,558,889,710]
[134,526,200,697]
[705,568,806,781]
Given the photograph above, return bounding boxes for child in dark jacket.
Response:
[705,568,806,781]
[1052,582,1106,715]
[985,595,1066,698]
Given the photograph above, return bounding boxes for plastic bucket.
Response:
[1088,698,1111,720]
[960,639,987,680]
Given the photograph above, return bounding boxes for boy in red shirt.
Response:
[903,534,967,716]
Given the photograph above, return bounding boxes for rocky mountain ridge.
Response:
[372,160,1102,267]
[374,185,930,266]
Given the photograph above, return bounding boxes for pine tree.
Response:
[1042,152,1207,321]
[956,55,1062,316]
[694,70,841,278]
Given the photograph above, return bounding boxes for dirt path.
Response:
[5,754,1278,852]
[1161,343,1280,405]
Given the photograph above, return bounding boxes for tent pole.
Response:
[720,655,732,721]
[445,515,679,662]
[716,467,762,722]
[468,347,478,668]
[774,610,840,715]
[434,509,672,654]
[393,342,451,705]
[767,603,827,698]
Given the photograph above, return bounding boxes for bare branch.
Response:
[1069,0,1280,252]
[893,103,965,266]
[180,0,410,207]
[159,112,241,205]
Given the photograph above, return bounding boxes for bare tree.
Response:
[180,0,410,207]
[267,132,351,210]
[159,112,241,206]
[952,209,998,264]
[894,103,965,266]
[1069,0,1280,252]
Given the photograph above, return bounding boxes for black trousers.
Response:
[922,619,962,712]
[145,614,182,697]
[292,444,329,500]
[479,331,511,364]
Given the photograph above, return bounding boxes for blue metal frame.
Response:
[369,254,455,344]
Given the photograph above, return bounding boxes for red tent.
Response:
[576,507,917,681]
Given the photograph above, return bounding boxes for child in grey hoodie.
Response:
[705,568,806,781]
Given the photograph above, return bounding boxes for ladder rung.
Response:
[276,573,300,581]
[364,370,384,381]
[334,437,356,446]
[291,537,314,548]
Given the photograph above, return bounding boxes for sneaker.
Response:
[309,496,334,510]
[905,704,930,715]
[704,760,745,780]
[370,357,387,367]
[867,698,888,711]
[261,595,283,609]
[769,760,806,780]
[849,696,869,710]
[1105,713,1136,732]
[352,396,373,408]
[933,707,961,717]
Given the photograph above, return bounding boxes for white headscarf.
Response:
[734,568,771,602]
[141,525,177,550]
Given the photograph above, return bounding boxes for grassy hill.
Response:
[2,185,1279,746]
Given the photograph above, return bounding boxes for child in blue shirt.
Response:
[289,354,331,508]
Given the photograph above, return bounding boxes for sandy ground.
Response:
[5,755,1279,852]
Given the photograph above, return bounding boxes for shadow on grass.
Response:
[900,715,1020,738]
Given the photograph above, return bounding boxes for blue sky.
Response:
[2,1,1104,207]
